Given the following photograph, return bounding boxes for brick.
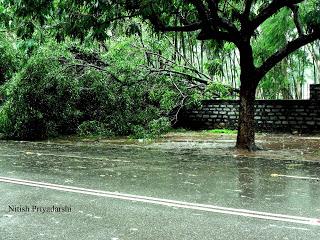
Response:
[274,105,283,109]
[306,121,315,125]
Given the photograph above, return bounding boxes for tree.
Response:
[5,0,320,150]
[127,0,320,150]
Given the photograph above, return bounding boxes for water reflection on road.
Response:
[0,140,319,218]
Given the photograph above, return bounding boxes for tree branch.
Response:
[197,29,238,43]
[250,0,305,31]
[187,0,240,39]
[170,81,188,125]
[150,15,237,43]
[257,31,320,79]
[243,0,254,19]
[188,0,210,24]
[148,13,203,32]
[206,0,219,17]
[147,0,239,43]
[158,22,203,32]
[149,68,209,84]
[288,4,303,36]
[206,0,240,35]
[218,17,240,35]
[145,51,211,81]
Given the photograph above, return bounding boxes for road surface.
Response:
[0,140,320,239]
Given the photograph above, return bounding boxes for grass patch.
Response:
[206,129,237,134]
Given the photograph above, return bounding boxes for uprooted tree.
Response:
[6,0,320,150]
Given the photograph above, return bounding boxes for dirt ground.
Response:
[160,131,320,161]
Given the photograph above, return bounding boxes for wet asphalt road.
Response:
[0,141,320,239]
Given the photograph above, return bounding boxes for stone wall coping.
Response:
[202,99,315,105]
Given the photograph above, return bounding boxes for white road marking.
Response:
[0,176,320,226]
[271,174,320,181]
[269,224,310,231]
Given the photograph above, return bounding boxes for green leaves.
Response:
[0,33,19,84]
[301,0,320,33]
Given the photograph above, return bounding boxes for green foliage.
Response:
[205,58,223,76]
[0,36,201,140]
[204,81,231,99]
[0,43,80,139]
[206,129,237,134]
[0,33,19,84]
[132,117,171,139]
[1,0,319,143]
[302,0,320,33]
[254,8,293,65]
[77,120,113,137]
[147,117,171,137]
[254,8,310,99]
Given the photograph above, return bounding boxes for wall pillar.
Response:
[310,84,320,101]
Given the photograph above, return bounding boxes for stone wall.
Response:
[177,84,320,133]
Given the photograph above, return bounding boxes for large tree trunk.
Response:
[236,80,258,151]
[236,41,259,151]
